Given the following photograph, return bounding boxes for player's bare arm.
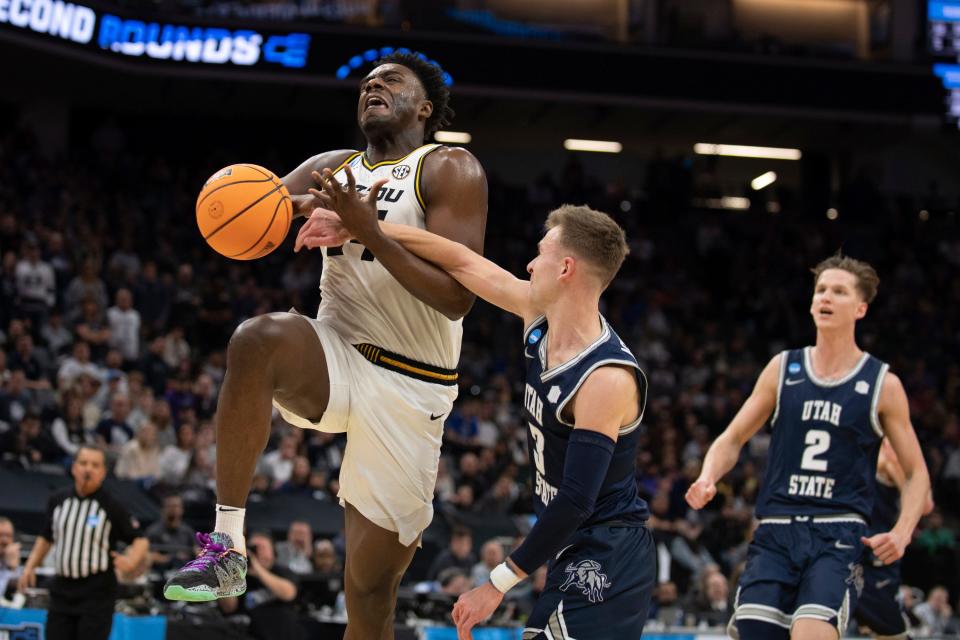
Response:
[453,366,637,638]
[297,208,534,321]
[862,372,931,564]
[281,150,356,217]
[878,437,935,518]
[686,353,782,509]
[311,148,487,320]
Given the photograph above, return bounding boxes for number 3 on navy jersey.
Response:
[529,423,546,475]
[801,429,831,472]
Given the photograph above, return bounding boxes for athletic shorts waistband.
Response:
[758,513,866,526]
[353,343,459,386]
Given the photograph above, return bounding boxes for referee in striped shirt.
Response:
[18,444,149,640]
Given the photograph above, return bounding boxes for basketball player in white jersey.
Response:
[164,52,488,640]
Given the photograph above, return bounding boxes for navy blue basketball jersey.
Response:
[755,347,889,520]
[521,315,649,526]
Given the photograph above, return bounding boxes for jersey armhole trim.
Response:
[414,143,443,213]
[554,358,646,434]
[771,350,788,427]
[330,151,362,176]
[870,362,890,438]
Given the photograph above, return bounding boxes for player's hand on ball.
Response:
[312,166,388,245]
[452,582,503,640]
[685,479,717,510]
[861,531,907,565]
[295,209,352,251]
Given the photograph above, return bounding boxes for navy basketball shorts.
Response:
[853,557,907,637]
[523,524,655,640]
[732,516,866,639]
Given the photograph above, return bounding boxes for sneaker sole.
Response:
[164,584,246,602]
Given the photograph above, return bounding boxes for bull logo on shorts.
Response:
[559,559,611,603]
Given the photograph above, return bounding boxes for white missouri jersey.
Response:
[316,143,462,369]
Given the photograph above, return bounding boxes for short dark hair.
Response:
[377,51,453,138]
[545,205,629,288]
[812,253,880,303]
[76,443,107,463]
[451,525,472,539]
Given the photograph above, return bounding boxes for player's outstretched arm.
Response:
[863,373,931,564]
[686,353,781,510]
[281,150,357,217]
[451,366,635,638]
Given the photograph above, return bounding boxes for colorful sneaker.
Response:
[163,532,247,602]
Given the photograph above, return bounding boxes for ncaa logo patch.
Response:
[392,165,411,180]
[528,329,543,344]
[86,514,101,528]
[560,559,612,603]
[788,362,802,375]
[855,380,870,395]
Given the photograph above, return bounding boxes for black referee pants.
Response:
[46,608,114,640]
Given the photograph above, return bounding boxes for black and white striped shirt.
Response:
[42,487,141,580]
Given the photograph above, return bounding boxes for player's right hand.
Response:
[17,567,35,592]
[295,209,351,252]
[685,479,717,510]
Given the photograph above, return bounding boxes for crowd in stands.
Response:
[1,121,960,635]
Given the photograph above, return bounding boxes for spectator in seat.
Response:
[275,520,313,575]
[145,495,195,572]
[428,526,476,581]
[470,539,505,587]
[219,532,300,640]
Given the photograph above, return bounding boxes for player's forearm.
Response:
[361,229,475,320]
[892,466,931,539]
[699,433,742,485]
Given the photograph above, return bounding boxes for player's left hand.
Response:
[452,582,503,640]
[294,208,352,251]
[312,166,388,245]
[861,531,907,565]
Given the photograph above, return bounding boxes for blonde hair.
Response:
[544,205,629,287]
[812,253,880,303]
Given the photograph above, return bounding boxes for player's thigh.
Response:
[795,523,864,635]
[854,563,906,637]
[733,524,800,631]
[527,526,654,640]
[233,311,331,419]
[45,610,79,640]
[342,502,418,598]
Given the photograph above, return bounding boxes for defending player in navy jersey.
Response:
[685,255,930,640]
[854,438,934,639]
[297,200,655,639]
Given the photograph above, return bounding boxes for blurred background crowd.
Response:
[1,114,959,635]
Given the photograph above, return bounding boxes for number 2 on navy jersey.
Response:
[801,429,831,471]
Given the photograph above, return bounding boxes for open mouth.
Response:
[365,95,388,111]
[818,308,834,318]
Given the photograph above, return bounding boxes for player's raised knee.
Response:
[227,313,292,366]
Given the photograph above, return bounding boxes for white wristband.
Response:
[489,562,522,594]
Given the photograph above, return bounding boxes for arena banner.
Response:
[0,608,165,640]
[0,0,311,68]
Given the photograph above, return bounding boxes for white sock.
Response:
[215,504,246,555]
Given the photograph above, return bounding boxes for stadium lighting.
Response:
[694,143,802,161]
[751,171,777,191]
[721,196,750,210]
[434,131,472,144]
[564,139,623,153]
[826,208,839,220]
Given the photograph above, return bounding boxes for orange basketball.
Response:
[196,164,292,260]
